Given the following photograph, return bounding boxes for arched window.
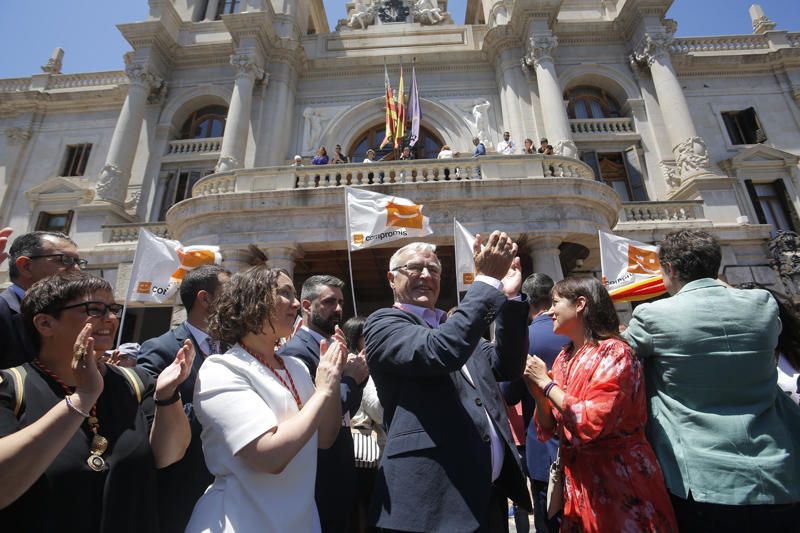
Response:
[180,106,227,139]
[348,124,444,162]
[565,87,621,119]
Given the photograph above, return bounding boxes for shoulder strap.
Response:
[7,365,27,418]
[116,367,144,404]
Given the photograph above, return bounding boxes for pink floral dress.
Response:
[536,338,678,533]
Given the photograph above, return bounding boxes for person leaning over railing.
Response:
[0,271,193,533]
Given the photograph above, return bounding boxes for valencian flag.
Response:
[407,62,421,147]
[127,229,221,304]
[380,64,397,149]
[346,187,433,251]
[599,230,666,302]
[394,65,406,149]
[453,219,476,297]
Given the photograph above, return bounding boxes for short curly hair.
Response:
[208,265,290,346]
[658,230,721,283]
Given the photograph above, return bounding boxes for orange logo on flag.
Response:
[386,201,424,229]
[136,281,152,294]
[627,245,661,275]
[462,272,474,285]
[352,233,364,245]
[171,249,218,281]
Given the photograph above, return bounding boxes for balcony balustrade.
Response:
[163,137,223,161]
[620,201,707,223]
[191,154,596,197]
[570,117,637,140]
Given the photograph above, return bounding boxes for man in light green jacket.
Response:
[623,230,800,531]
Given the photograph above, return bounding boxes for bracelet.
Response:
[542,381,557,399]
[65,395,91,418]
[154,389,181,407]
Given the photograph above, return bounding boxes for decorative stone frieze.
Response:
[554,139,578,159]
[674,137,710,176]
[5,126,31,145]
[345,0,377,29]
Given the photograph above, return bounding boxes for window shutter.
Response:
[579,151,602,182]
[744,179,767,224]
[773,179,800,232]
[623,146,649,201]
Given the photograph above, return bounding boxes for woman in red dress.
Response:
[524,277,677,533]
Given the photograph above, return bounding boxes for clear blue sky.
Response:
[0,0,797,78]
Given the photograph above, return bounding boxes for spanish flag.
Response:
[394,65,406,149]
[380,64,397,150]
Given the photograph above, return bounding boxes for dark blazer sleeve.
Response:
[137,334,180,379]
[364,281,508,377]
[486,296,529,381]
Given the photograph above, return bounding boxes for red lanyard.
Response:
[241,343,303,409]
[32,358,109,472]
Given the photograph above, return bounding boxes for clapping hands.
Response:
[317,326,348,396]
[155,339,195,402]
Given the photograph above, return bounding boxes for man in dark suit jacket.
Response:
[279,274,368,533]
[365,231,532,533]
[1,230,82,368]
[137,264,230,533]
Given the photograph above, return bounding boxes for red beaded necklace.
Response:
[32,358,109,472]
[240,343,303,409]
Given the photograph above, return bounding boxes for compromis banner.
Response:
[346,187,433,251]
[598,230,666,302]
[128,229,221,304]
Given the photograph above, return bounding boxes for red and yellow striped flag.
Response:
[394,65,406,149]
[380,64,397,150]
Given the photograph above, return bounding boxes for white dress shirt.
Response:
[185,321,213,356]
[497,139,516,155]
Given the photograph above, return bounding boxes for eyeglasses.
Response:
[28,254,88,268]
[391,262,442,278]
[56,301,124,318]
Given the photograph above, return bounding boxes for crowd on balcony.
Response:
[0,227,798,533]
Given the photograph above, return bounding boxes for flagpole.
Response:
[344,187,359,316]
[116,230,145,348]
[454,218,461,306]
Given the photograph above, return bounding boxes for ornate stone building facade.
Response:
[1,0,799,339]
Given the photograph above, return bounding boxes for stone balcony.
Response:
[162,137,223,162]
[191,154,596,196]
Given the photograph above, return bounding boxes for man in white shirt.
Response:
[137,264,231,533]
[497,131,516,155]
[364,233,531,532]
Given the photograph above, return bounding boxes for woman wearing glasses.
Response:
[0,271,193,532]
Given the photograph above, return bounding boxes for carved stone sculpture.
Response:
[96,163,127,204]
[674,137,710,176]
[659,160,681,189]
[303,108,332,151]
[347,0,376,29]
[554,140,578,159]
[378,0,410,23]
[215,155,240,173]
[411,0,444,25]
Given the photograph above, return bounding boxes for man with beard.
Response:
[279,275,369,533]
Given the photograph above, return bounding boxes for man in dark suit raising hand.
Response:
[365,231,531,533]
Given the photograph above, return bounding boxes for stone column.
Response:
[96,64,162,204]
[265,245,299,278]
[216,53,265,173]
[205,0,220,20]
[494,48,527,146]
[632,32,710,181]
[529,236,564,282]
[523,35,576,158]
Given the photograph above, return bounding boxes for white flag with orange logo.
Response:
[598,231,666,302]
[346,187,433,251]
[454,219,476,294]
[128,229,221,304]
